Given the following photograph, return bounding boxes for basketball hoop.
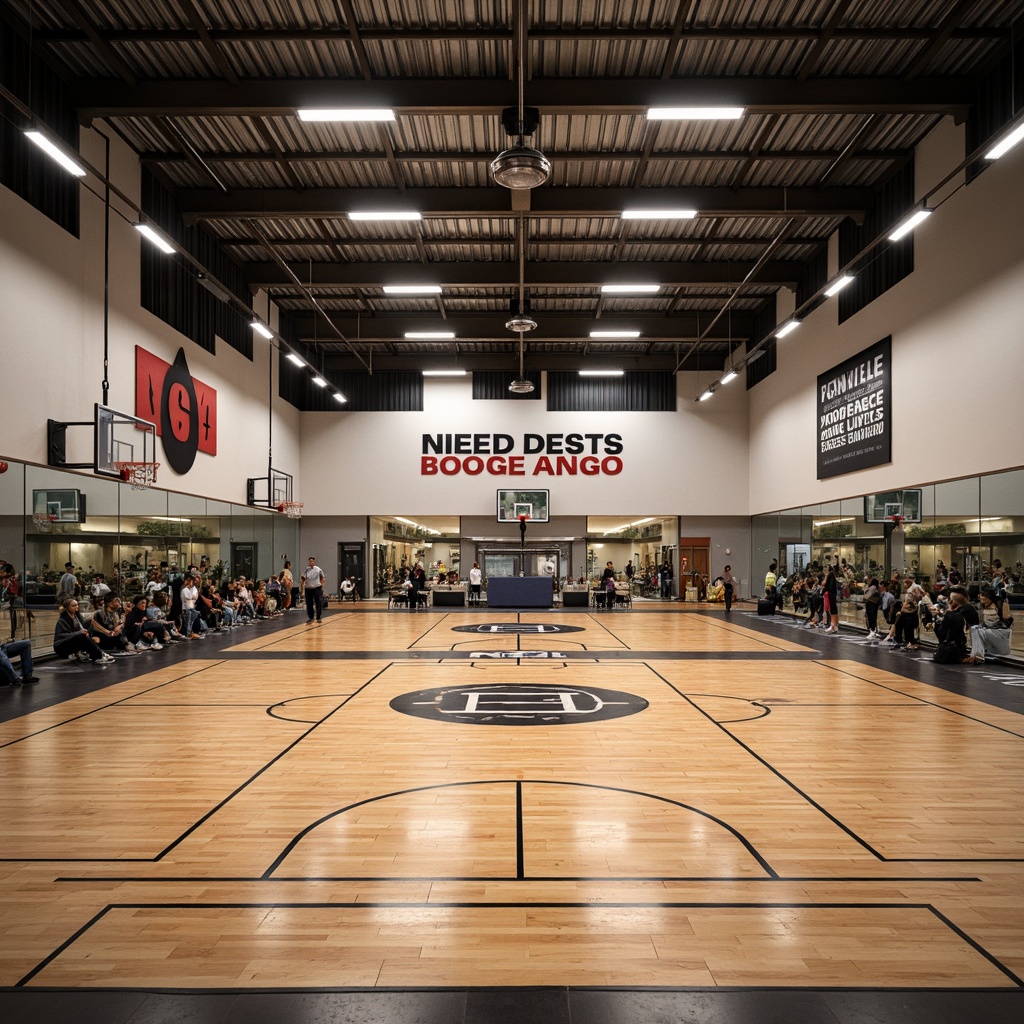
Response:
[278,500,304,519]
[517,513,530,523]
[115,461,159,490]
[32,512,56,531]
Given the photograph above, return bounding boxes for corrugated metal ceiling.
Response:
[10,0,1022,373]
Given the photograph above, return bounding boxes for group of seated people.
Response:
[862,576,1014,665]
[51,569,292,664]
[785,564,1014,666]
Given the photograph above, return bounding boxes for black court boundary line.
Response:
[55,873,982,883]
[0,667,392,865]
[211,648,829,659]
[18,900,1021,990]
[818,660,1024,738]
[0,660,224,751]
[259,778,778,879]
[736,611,1024,701]
[652,666,1024,864]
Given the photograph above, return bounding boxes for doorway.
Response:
[337,543,366,598]
[678,538,710,599]
[231,543,256,581]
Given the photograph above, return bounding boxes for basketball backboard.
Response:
[247,467,294,507]
[95,404,158,478]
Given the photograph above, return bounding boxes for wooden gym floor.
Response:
[1,602,1022,1023]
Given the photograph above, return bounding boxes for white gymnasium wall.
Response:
[298,370,749,517]
[0,127,300,505]
[747,117,1024,514]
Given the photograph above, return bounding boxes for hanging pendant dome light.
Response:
[491,143,551,190]
[491,3,549,190]
[505,296,537,334]
[509,334,535,393]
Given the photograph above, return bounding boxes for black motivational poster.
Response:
[816,336,892,480]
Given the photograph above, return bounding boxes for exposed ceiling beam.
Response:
[75,76,973,120]
[209,232,829,249]
[52,0,138,86]
[177,0,239,84]
[318,351,731,374]
[245,260,803,289]
[286,313,757,341]
[139,147,910,166]
[36,26,1010,44]
[178,186,871,224]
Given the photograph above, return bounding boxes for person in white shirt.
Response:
[302,557,326,624]
[468,562,482,605]
[235,577,256,621]
[180,574,204,638]
[89,574,111,613]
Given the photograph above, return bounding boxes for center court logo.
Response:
[451,622,585,634]
[390,682,648,725]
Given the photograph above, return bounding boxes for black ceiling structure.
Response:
[3,0,1023,381]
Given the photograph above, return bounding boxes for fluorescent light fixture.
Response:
[285,352,306,366]
[395,516,417,526]
[824,274,855,297]
[888,208,931,241]
[405,331,455,339]
[349,210,421,221]
[134,223,175,254]
[775,320,800,338]
[332,391,347,404]
[603,515,655,535]
[297,108,395,122]
[984,120,1024,159]
[422,369,467,376]
[720,369,739,384]
[600,283,660,294]
[24,130,87,176]
[578,369,624,377]
[698,387,715,401]
[250,320,274,340]
[647,106,745,120]
[196,273,232,303]
[621,209,697,220]
[311,375,328,387]
[589,330,641,338]
[382,285,442,295]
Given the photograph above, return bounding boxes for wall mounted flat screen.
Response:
[864,488,923,523]
[33,488,87,523]
[497,489,550,523]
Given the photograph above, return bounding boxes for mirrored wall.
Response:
[752,467,1024,651]
[0,460,298,654]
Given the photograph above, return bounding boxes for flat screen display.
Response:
[496,489,550,523]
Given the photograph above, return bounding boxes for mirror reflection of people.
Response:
[54,598,113,664]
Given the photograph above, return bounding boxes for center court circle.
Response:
[390,682,648,726]
[451,622,585,634]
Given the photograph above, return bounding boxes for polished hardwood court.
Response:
[0,604,1022,1018]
